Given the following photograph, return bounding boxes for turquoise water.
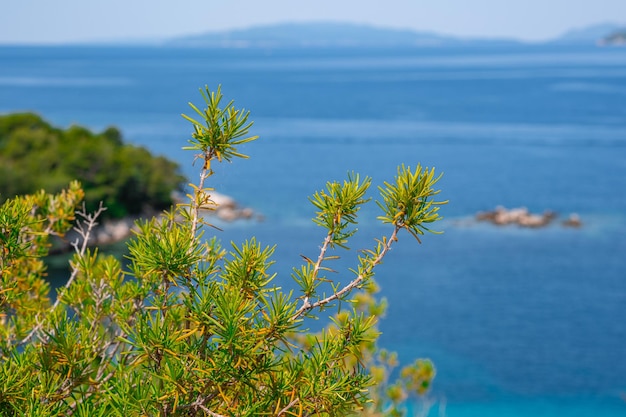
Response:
[1,44,626,416]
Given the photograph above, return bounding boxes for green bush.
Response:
[0,113,185,219]
[0,87,446,416]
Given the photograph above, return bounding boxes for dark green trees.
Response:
[0,113,185,218]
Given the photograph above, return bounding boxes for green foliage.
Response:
[362,350,436,417]
[378,164,445,242]
[0,113,185,218]
[0,86,446,416]
[0,181,84,346]
[182,85,258,164]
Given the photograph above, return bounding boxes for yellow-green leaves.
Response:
[182,85,258,164]
[363,350,436,416]
[310,172,371,249]
[377,164,447,241]
[222,238,277,299]
[0,183,83,352]
[127,211,202,284]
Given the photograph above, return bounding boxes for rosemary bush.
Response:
[0,86,446,416]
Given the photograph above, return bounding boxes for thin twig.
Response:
[18,202,106,346]
[313,232,333,281]
[177,394,227,417]
[291,226,400,322]
[292,214,342,319]
[277,398,300,416]
[189,151,214,244]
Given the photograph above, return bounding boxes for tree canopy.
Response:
[0,113,185,218]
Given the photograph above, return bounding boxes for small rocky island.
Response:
[476,206,582,228]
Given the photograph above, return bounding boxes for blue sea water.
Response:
[1,44,626,416]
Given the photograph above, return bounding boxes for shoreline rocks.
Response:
[202,191,262,223]
[476,206,582,228]
[49,191,261,254]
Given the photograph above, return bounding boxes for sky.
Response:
[1,0,625,44]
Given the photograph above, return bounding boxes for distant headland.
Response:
[598,29,626,46]
[164,21,626,48]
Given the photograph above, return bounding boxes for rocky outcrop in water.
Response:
[476,206,582,228]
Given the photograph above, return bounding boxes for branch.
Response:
[198,406,227,417]
[299,230,334,307]
[177,394,226,417]
[18,202,106,346]
[189,156,212,243]
[293,218,339,318]
[278,397,300,416]
[291,226,400,321]
[312,232,333,279]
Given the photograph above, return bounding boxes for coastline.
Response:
[48,190,262,255]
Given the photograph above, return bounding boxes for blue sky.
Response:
[1,0,625,44]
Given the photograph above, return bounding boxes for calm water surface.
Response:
[1,44,626,416]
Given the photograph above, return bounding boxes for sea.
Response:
[1,43,626,416]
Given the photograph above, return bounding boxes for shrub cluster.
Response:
[0,87,446,416]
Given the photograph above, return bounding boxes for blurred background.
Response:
[1,1,626,416]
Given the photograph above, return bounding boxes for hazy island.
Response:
[164,21,626,48]
[166,21,522,48]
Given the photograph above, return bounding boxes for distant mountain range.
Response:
[166,21,626,48]
[167,22,515,48]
